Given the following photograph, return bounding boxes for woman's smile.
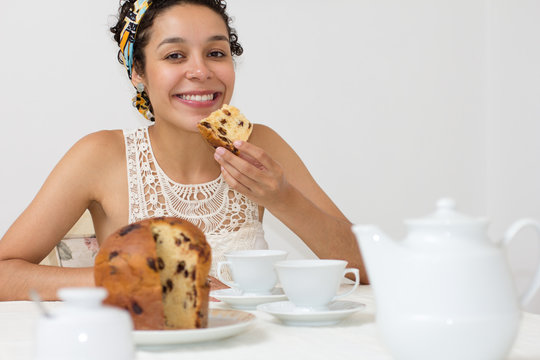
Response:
[174,90,222,108]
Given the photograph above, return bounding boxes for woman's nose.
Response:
[186,58,212,80]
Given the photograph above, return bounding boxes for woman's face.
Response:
[133,4,235,130]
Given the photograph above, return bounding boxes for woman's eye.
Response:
[208,50,226,58]
[166,53,184,60]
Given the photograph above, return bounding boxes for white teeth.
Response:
[179,94,214,101]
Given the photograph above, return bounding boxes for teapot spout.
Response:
[352,224,397,290]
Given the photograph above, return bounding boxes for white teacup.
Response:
[275,259,359,310]
[217,249,288,295]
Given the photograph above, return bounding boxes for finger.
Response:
[220,159,263,192]
[237,151,265,170]
[220,166,254,195]
[234,141,275,170]
[215,146,280,198]
[215,147,264,183]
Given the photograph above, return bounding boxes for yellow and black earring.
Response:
[132,83,154,121]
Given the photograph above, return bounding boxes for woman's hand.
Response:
[208,276,228,302]
[213,140,291,210]
[208,276,228,291]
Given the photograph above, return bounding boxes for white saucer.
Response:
[133,309,255,346]
[210,288,288,310]
[256,300,365,326]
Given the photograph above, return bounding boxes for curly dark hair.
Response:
[110,0,243,76]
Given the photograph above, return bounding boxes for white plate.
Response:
[211,288,287,310]
[133,309,255,346]
[257,300,365,326]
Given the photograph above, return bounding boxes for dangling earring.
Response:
[132,83,154,121]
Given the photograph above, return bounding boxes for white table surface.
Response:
[1,285,539,360]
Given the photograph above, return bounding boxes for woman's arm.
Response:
[213,124,368,284]
[0,261,94,300]
[0,131,121,300]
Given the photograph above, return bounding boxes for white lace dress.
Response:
[123,126,267,276]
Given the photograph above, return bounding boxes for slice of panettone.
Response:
[197,104,252,154]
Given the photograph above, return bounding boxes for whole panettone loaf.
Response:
[197,104,252,154]
[94,217,212,330]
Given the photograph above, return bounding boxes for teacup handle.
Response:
[504,218,540,306]
[332,268,360,301]
[216,261,238,289]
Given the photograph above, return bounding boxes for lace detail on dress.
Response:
[124,127,267,276]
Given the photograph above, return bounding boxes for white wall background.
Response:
[1,1,539,310]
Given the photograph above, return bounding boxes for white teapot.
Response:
[34,287,134,360]
[352,198,540,360]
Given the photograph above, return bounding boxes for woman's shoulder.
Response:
[77,129,124,146]
[66,129,127,166]
[38,129,128,205]
[76,129,124,150]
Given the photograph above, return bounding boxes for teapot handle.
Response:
[503,218,540,307]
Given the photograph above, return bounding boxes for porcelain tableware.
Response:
[217,249,287,295]
[274,259,359,310]
[133,309,255,346]
[353,198,540,360]
[34,287,134,360]
[257,300,365,326]
[211,287,287,309]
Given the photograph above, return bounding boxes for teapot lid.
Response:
[405,198,486,226]
[403,198,489,248]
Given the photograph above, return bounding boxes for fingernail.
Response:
[233,140,243,148]
[216,147,226,155]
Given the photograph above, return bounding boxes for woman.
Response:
[0,0,366,301]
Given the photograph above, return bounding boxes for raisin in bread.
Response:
[197,104,252,154]
[94,217,211,330]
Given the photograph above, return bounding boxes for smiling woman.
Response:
[126,4,237,128]
[0,0,367,301]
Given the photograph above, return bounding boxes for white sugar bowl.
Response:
[34,287,134,360]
